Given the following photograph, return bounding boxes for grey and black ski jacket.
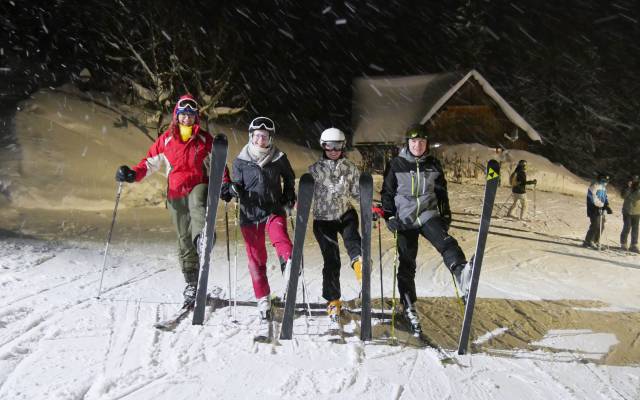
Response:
[226,145,296,225]
[381,148,450,230]
[309,157,360,221]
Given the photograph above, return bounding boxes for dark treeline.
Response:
[1,0,639,183]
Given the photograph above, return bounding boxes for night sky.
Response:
[2,0,639,176]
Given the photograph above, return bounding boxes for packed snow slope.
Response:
[0,88,639,399]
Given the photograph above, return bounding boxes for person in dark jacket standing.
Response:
[115,95,230,308]
[221,116,296,328]
[308,127,362,329]
[380,124,471,335]
[583,173,613,249]
[507,160,537,220]
[620,175,640,252]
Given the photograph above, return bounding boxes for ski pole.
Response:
[496,193,513,216]
[532,183,537,218]
[96,181,123,299]
[290,214,311,317]
[598,209,603,251]
[377,218,384,316]
[233,199,239,322]
[225,202,231,316]
[390,231,398,344]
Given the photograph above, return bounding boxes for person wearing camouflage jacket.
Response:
[309,128,362,322]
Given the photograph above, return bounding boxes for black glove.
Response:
[115,165,136,183]
[532,179,538,185]
[229,182,243,198]
[281,193,296,210]
[385,216,399,233]
[441,212,452,231]
[605,206,613,215]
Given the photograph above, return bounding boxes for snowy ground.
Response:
[1,180,639,400]
[1,88,639,399]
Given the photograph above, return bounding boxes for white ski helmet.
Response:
[319,128,346,147]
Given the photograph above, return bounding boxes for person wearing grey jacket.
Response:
[620,175,640,252]
[381,124,471,335]
[309,128,362,327]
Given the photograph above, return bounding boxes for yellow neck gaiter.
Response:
[179,124,193,142]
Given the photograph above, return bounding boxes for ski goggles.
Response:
[249,117,275,132]
[321,141,345,151]
[176,98,198,113]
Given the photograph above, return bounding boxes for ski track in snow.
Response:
[2,184,640,399]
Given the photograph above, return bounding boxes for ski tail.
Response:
[457,159,500,355]
[193,134,229,325]
[279,173,315,340]
[359,172,373,341]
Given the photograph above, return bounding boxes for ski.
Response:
[279,173,315,340]
[359,172,373,341]
[155,306,192,331]
[192,134,229,325]
[457,159,500,355]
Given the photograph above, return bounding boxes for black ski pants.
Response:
[585,213,605,245]
[396,215,466,308]
[313,209,362,302]
[621,213,639,247]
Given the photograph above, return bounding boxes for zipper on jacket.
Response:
[415,160,421,221]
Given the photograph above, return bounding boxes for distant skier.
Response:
[308,128,362,329]
[506,160,537,220]
[380,124,472,335]
[620,175,640,253]
[583,173,612,249]
[115,95,230,308]
[221,117,296,330]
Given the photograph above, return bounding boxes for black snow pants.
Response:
[313,208,362,302]
[396,215,466,308]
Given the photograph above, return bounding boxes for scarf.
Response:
[247,142,277,168]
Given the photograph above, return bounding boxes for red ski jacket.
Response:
[132,95,229,200]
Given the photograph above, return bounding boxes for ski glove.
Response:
[385,216,399,233]
[229,182,243,198]
[605,205,613,214]
[115,165,136,183]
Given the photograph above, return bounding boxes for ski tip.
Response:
[213,133,228,142]
[299,172,314,185]
[487,159,501,176]
[359,172,373,184]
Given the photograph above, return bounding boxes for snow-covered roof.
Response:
[352,70,542,145]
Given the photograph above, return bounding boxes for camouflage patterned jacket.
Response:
[309,157,360,221]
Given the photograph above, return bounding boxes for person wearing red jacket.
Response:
[115,94,230,307]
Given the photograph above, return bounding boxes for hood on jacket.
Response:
[169,94,200,138]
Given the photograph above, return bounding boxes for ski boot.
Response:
[621,242,629,251]
[351,257,362,284]
[452,259,473,305]
[182,283,197,309]
[255,295,272,341]
[630,245,640,254]
[327,299,342,332]
[403,304,422,337]
[182,270,198,309]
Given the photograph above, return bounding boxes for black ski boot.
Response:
[403,305,422,336]
[182,270,198,309]
[402,295,422,336]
